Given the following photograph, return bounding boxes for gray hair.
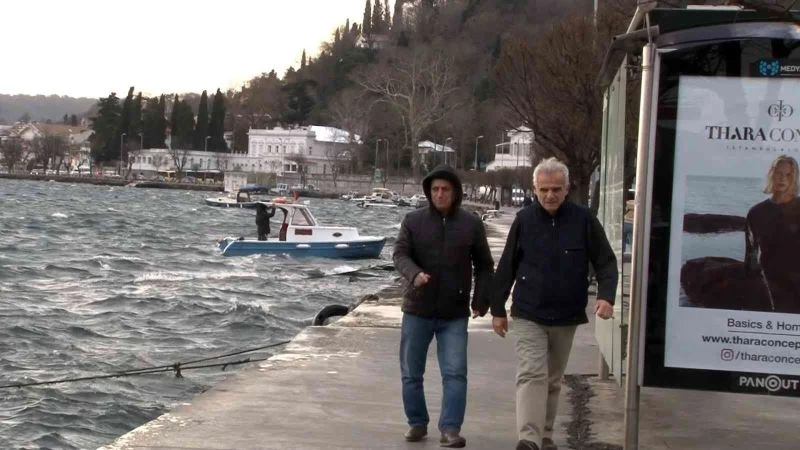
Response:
[533,157,570,188]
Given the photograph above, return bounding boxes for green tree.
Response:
[70,114,78,126]
[392,0,404,31]
[301,49,307,69]
[208,89,227,151]
[142,95,167,149]
[362,0,372,36]
[171,98,195,149]
[383,0,391,29]
[116,86,136,163]
[281,79,317,126]
[89,93,121,163]
[130,92,143,147]
[193,90,209,150]
[372,0,384,34]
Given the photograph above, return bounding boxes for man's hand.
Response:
[413,272,430,288]
[595,299,614,320]
[492,317,508,337]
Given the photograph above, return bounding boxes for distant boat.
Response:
[218,201,386,258]
[205,185,272,209]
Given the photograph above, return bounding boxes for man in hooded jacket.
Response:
[393,164,494,448]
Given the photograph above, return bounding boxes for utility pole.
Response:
[474,135,484,170]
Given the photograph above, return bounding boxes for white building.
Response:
[129,125,359,177]
[417,140,456,167]
[247,125,360,175]
[487,126,535,171]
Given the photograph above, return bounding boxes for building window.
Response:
[268,145,272,153]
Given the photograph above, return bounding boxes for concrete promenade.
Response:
[103,207,798,450]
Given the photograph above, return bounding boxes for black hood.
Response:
[422,164,463,211]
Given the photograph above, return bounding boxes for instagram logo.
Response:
[720,349,734,361]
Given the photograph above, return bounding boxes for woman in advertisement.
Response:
[744,155,800,313]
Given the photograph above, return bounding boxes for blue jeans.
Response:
[400,313,468,432]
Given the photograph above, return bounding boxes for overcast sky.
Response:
[0,0,367,99]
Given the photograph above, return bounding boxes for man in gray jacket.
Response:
[393,164,494,448]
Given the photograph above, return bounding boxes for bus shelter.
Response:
[598,1,800,448]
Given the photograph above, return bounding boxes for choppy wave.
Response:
[0,179,404,448]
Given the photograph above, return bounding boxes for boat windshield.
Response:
[291,208,314,226]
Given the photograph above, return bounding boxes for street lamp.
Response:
[474,135,483,170]
[205,135,211,152]
[445,137,453,167]
[383,138,390,181]
[374,138,383,182]
[119,132,127,175]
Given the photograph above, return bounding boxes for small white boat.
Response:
[218,201,386,258]
[353,188,399,208]
[356,200,399,209]
[205,186,272,209]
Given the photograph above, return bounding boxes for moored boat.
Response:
[218,201,386,258]
[205,185,272,208]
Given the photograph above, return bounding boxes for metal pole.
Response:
[624,42,656,450]
[375,139,381,182]
[445,137,453,167]
[119,133,126,176]
[384,138,390,181]
[474,135,483,170]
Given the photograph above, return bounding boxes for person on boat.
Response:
[255,203,276,241]
[393,164,495,448]
[745,155,800,313]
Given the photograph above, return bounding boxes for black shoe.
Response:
[516,439,540,450]
[440,430,466,448]
[404,425,427,442]
[541,437,557,450]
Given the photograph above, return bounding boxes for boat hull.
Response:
[218,237,387,258]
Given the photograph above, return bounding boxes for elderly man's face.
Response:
[534,171,569,215]
[431,178,455,213]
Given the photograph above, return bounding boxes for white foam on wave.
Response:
[51,212,68,218]
[325,265,360,275]
[134,270,259,283]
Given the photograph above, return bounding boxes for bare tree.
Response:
[31,133,69,173]
[325,128,357,188]
[285,154,310,187]
[354,46,463,179]
[168,146,192,180]
[0,137,29,173]
[494,7,630,204]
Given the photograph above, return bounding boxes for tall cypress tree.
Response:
[383,0,391,29]
[193,90,209,150]
[208,89,227,152]
[173,100,195,149]
[362,0,372,36]
[155,95,168,148]
[169,94,179,148]
[117,86,135,161]
[372,0,384,34]
[301,49,307,68]
[89,93,121,163]
[130,92,143,148]
[142,97,161,149]
[393,0,404,31]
